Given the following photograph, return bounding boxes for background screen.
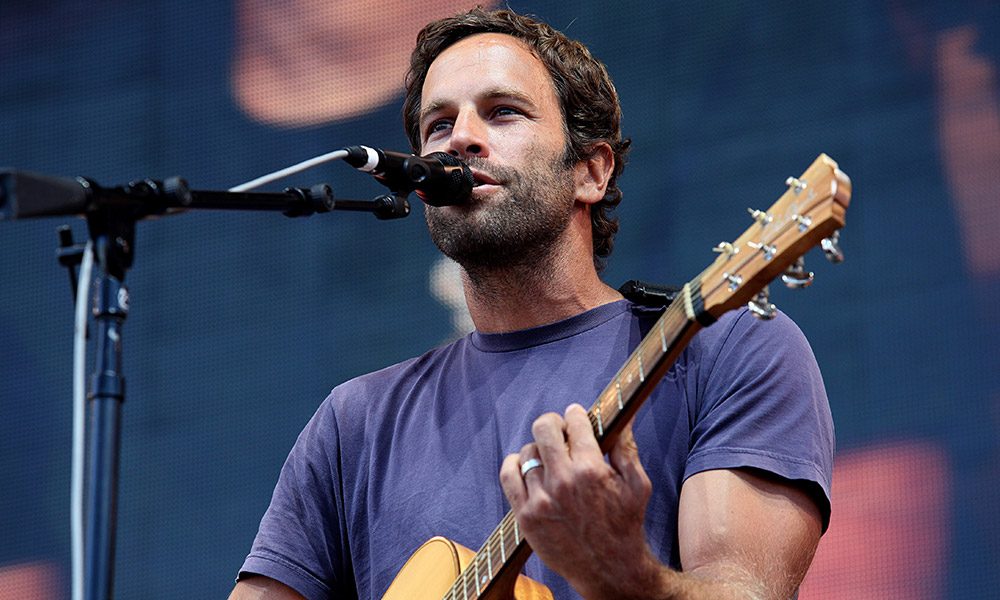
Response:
[2,1,998,598]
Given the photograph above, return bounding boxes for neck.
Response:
[460,226,622,334]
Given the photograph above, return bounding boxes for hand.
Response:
[499,403,661,599]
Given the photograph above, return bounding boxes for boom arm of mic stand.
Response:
[162,179,411,220]
[0,170,410,221]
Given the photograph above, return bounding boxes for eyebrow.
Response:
[419,87,538,124]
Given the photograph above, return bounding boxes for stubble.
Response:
[425,150,576,276]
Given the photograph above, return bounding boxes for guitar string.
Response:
[587,293,691,435]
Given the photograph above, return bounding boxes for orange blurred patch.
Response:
[800,441,950,599]
[0,562,61,600]
[935,26,1000,277]
[233,0,492,127]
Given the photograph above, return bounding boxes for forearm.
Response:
[573,550,776,600]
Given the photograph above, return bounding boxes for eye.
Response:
[491,106,523,119]
[425,119,453,139]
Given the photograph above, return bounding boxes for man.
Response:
[231,8,833,600]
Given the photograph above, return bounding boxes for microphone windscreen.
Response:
[419,153,473,207]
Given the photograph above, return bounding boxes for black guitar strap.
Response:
[617,279,680,307]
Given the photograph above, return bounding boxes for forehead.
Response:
[421,32,557,108]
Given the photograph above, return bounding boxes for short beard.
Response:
[425,149,576,275]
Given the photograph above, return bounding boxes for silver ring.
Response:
[520,457,543,477]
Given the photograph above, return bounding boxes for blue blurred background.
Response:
[2,1,998,598]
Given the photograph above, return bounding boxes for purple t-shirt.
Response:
[239,300,833,600]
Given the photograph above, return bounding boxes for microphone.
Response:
[342,146,473,207]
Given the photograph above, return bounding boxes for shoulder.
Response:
[338,336,468,393]
[287,336,474,477]
[681,308,833,529]
[688,308,818,373]
[683,307,826,415]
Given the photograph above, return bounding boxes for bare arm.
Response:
[499,403,823,600]
[229,575,306,600]
[673,468,822,598]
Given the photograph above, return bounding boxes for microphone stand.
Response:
[1,170,410,600]
[82,206,131,600]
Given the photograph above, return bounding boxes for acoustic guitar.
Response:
[383,154,852,600]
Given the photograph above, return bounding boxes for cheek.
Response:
[491,129,548,161]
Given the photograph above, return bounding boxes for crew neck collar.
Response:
[469,300,631,353]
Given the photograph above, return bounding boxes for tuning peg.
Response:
[792,214,812,232]
[785,177,807,194]
[747,240,777,260]
[722,272,743,291]
[781,256,814,289]
[748,286,777,320]
[712,241,739,257]
[821,230,844,264]
[748,208,772,225]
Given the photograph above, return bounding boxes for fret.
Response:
[659,318,667,352]
[616,379,623,410]
[487,540,493,580]
[499,521,506,562]
[637,353,645,382]
[463,572,469,600]
[513,518,519,544]
[595,402,604,436]
[474,555,481,596]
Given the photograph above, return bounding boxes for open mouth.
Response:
[471,169,500,188]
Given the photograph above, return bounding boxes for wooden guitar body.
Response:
[383,537,553,600]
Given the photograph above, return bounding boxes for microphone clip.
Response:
[283,183,410,220]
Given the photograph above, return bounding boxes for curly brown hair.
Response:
[402,8,631,271]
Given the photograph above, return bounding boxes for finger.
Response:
[609,417,651,493]
[517,443,546,488]
[499,452,528,510]
[564,403,602,459]
[531,412,571,471]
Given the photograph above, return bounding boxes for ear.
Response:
[573,142,615,206]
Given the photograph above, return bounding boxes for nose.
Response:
[447,110,489,159]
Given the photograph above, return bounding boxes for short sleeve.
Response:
[683,309,834,530]
[238,395,356,600]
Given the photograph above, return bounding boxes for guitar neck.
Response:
[585,277,714,451]
[442,153,852,600]
[444,280,710,599]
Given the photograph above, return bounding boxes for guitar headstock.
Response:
[700,154,852,319]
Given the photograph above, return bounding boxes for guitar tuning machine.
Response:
[712,241,739,257]
[747,240,777,260]
[785,177,807,195]
[748,285,777,320]
[747,208,772,225]
[821,230,845,264]
[781,256,814,289]
[792,214,812,232]
[722,272,743,291]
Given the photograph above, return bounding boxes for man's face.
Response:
[417,33,578,269]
